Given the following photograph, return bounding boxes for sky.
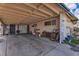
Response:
[64,3,79,19]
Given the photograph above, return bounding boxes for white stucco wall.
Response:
[29,17,59,35]
[60,13,74,43]
[0,22,3,35]
[64,14,74,38]
[4,25,10,34]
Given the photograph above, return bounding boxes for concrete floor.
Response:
[0,34,59,56]
[0,34,79,56]
[45,44,79,56]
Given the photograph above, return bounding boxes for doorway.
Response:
[10,24,15,34]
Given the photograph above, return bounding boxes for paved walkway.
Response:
[45,44,79,56]
[0,34,79,56]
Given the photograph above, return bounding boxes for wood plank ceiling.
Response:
[0,3,60,24]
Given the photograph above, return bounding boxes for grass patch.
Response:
[64,39,79,46]
[71,39,79,45]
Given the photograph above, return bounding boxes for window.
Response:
[44,20,56,26]
[44,21,51,25]
[51,20,56,25]
[32,24,37,27]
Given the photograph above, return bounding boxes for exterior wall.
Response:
[64,14,74,38]
[73,21,79,37]
[0,22,3,35]
[29,17,60,35]
[4,24,27,34]
[74,21,79,28]
[4,25,10,34]
[60,13,74,43]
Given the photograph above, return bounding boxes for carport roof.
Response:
[0,3,58,24]
[0,3,77,24]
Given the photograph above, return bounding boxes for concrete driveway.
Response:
[45,44,79,56]
[0,34,79,56]
[0,34,59,56]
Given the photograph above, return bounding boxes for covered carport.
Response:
[0,3,61,41]
[0,3,77,56]
[0,3,61,56]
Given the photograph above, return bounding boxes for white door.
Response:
[19,25,27,33]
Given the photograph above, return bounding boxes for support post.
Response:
[60,12,65,44]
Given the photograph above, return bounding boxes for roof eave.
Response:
[57,3,78,23]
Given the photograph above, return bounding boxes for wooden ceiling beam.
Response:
[0,4,47,18]
[0,18,5,25]
[0,6,29,16]
[0,11,45,24]
[11,4,49,18]
[0,14,45,25]
[18,17,43,24]
[0,11,28,18]
[29,14,60,24]
[24,4,53,16]
[43,4,59,15]
[42,4,58,15]
[0,7,45,20]
[0,10,44,20]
